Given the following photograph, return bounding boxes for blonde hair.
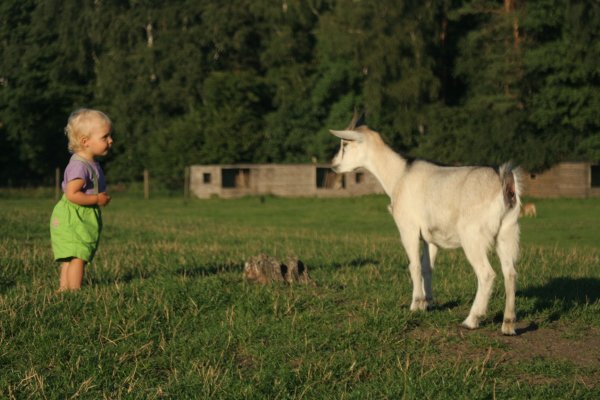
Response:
[64,108,112,153]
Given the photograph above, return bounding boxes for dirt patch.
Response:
[409,322,600,387]
[496,324,600,369]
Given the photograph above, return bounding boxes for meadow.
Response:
[0,194,599,399]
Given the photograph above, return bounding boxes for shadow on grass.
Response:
[88,270,151,286]
[88,263,244,286]
[0,277,16,294]
[515,321,540,335]
[326,258,381,270]
[431,300,460,311]
[519,277,600,322]
[176,262,244,278]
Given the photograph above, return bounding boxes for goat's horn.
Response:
[329,129,364,142]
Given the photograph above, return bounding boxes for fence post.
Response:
[55,167,60,201]
[184,166,190,199]
[144,169,149,199]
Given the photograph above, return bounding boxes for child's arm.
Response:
[65,179,111,206]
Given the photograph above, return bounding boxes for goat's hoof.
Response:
[502,319,517,336]
[461,317,479,330]
[410,298,429,311]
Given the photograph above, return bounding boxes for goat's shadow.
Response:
[514,277,600,324]
[430,300,460,312]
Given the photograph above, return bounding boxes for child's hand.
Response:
[97,192,112,206]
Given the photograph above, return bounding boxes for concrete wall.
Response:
[190,164,384,199]
[191,162,600,199]
[523,162,599,198]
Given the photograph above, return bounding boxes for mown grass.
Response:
[1,195,599,399]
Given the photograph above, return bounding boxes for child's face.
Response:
[82,118,113,158]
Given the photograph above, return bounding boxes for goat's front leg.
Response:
[401,233,428,311]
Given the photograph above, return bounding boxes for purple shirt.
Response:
[62,155,106,194]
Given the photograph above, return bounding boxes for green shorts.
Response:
[50,195,102,263]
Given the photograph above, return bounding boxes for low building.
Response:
[523,162,600,198]
[190,161,600,199]
[190,164,384,199]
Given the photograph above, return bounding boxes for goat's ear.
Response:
[346,110,366,130]
[329,129,364,142]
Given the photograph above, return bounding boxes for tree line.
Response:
[1,0,598,189]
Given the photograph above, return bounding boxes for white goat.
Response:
[330,114,521,335]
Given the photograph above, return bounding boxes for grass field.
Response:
[1,195,599,399]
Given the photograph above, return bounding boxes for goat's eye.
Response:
[340,140,348,155]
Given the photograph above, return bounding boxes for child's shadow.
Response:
[176,262,244,278]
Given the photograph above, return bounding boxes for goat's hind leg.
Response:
[462,243,496,330]
[496,221,519,335]
[420,242,437,308]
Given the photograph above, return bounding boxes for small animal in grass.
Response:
[244,254,311,284]
[520,203,537,218]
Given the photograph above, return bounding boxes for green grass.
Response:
[1,195,599,398]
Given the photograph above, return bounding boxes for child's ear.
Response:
[80,136,89,147]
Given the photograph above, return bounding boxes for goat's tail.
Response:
[499,162,522,209]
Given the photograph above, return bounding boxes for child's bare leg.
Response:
[58,262,70,292]
[66,258,86,290]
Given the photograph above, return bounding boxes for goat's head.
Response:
[330,113,370,173]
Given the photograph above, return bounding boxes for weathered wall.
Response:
[191,162,599,199]
[190,164,384,199]
[523,162,595,198]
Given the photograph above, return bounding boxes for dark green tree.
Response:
[522,0,600,167]
[254,1,327,162]
[0,0,95,184]
[1,0,598,188]
[416,0,528,167]
[313,0,446,156]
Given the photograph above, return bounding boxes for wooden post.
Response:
[55,167,60,201]
[144,169,149,199]
[184,166,190,199]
